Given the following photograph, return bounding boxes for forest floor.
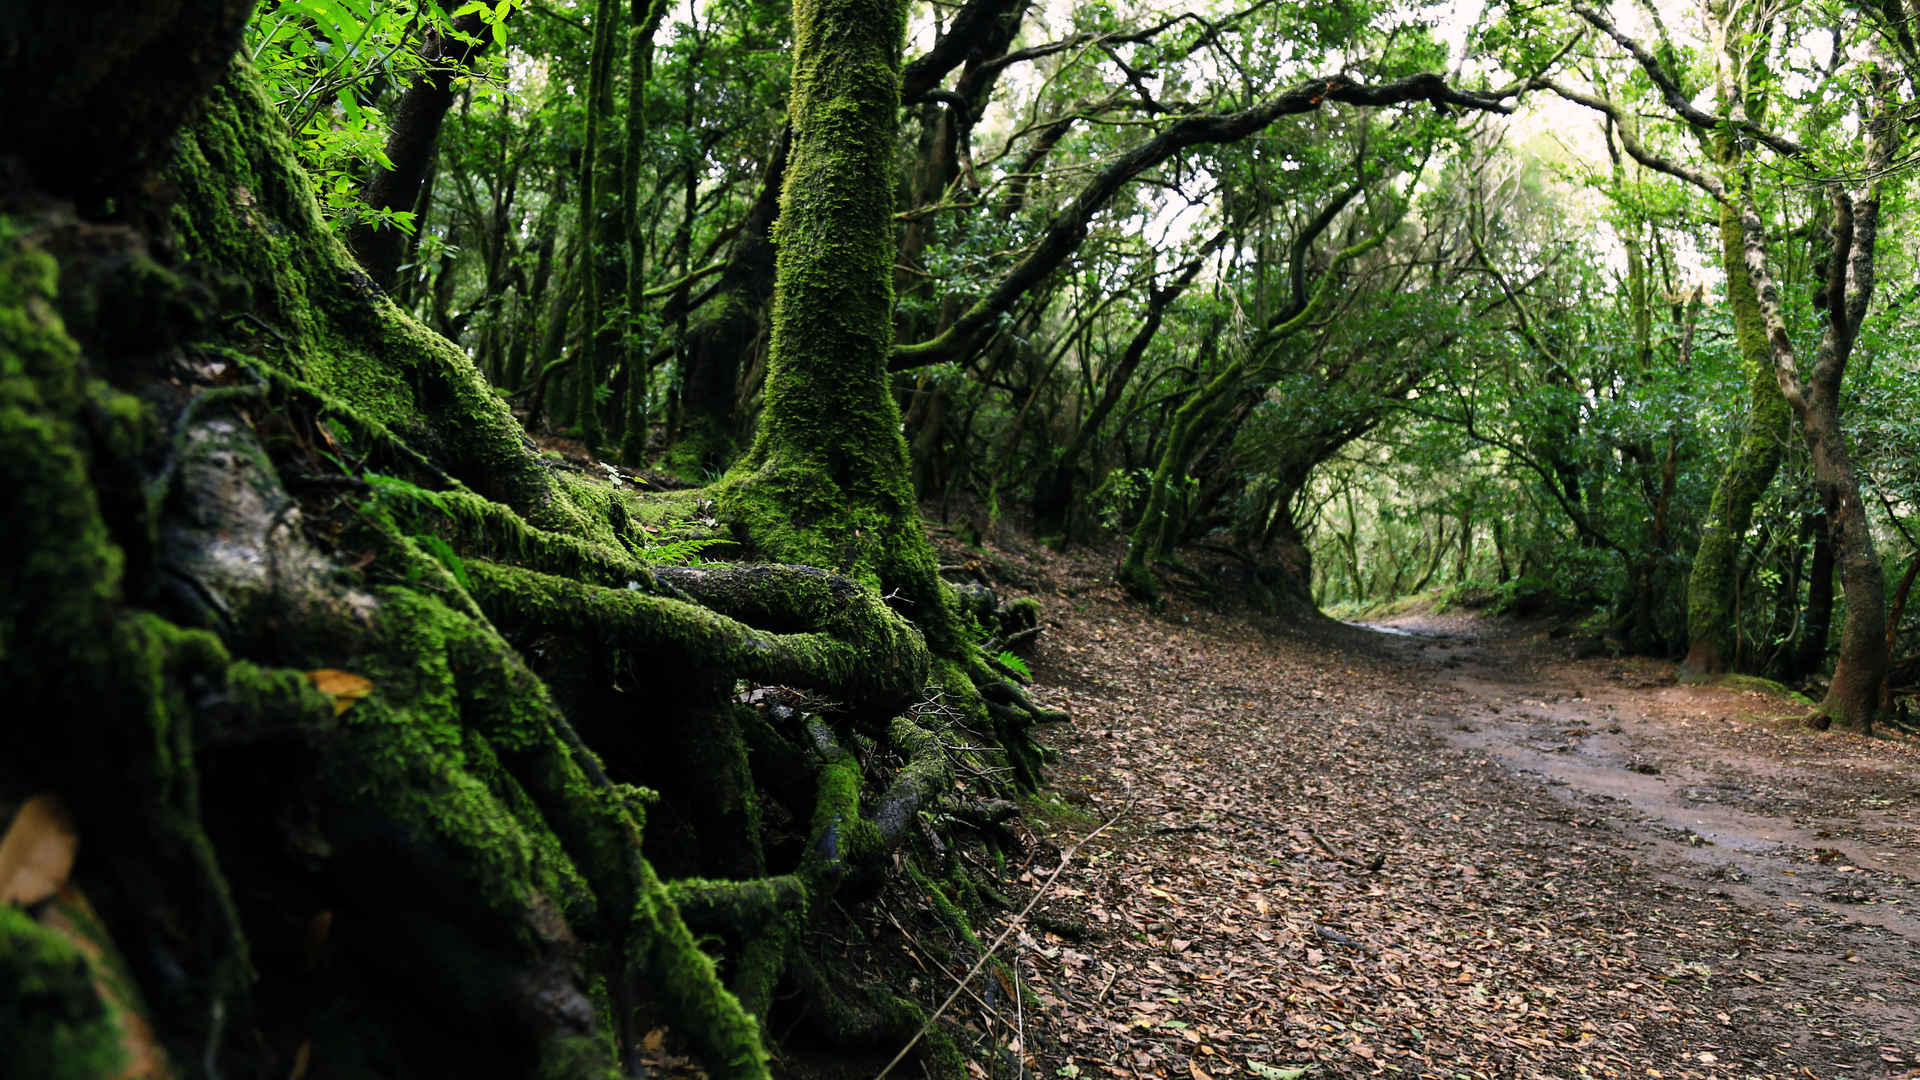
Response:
[929,535,1920,1080]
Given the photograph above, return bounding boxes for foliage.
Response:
[246,0,519,232]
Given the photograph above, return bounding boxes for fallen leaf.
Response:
[0,794,78,906]
[306,669,374,716]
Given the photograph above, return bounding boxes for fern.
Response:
[637,536,733,566]
[995,650,1031,681]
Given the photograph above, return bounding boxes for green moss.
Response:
[0,908,128,1080]
[467,561,929,715]
[0,219,125,709]
[628,861,772,1080]
[906,861,984,951]
[1,221,263,1059]
[166,61,561,519]
[1003,596,1042,621]
[1712,673,1817,706]
[801,720,882,889]
[1019,792,1098,834]
[668,876,808,1018]
[1683,198,1791,673]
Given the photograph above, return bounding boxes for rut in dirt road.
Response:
[1003,581,1920,1080]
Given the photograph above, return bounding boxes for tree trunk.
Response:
[576,0,625,454]
[1682,196,1791,676]
[1733,85,1896,731]
[619,0,672,463]
[1791,494,1837,679]
[672,127,789,475]
[346,6,492,288]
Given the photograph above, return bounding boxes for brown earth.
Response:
[920,538,1920,1080]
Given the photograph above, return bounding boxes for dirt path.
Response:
[987,563,1920,1080]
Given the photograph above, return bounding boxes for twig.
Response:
[879,905,1019,1030]
[873,801,1130,1080]
[1014,939,1027,1080]
[1304,825,1356,865]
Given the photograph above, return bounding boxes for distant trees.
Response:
[224,0,1918,722]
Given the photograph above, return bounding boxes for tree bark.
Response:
[1732,81,1897,731]
[346,6,493,288]
[1681,194,1790,676]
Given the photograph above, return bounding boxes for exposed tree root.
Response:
[1,51,1063,1080]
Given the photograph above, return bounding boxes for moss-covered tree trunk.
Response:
[576,0,625,454]
[1681,197,1790,676]
[715,0,936,623]
[619,0,671,464]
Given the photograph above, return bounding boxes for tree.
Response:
[1553,0,1912,727]
[0,1,1042,1075]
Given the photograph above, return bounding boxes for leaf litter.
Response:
[942,538,1920,1080]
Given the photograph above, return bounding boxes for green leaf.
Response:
[995,650,1031,681]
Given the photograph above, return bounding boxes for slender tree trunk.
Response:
[1792,494,1837,678]
[347,5,492,287]
[673,128,789,473]
[619,0,671,462]
[1886,550,1920,710]
[576,0,624,453]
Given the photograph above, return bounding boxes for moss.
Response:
[469,561,929,717]
[667,876,808,1018]
[2,220,262,1059]
[801,719,882,890]
[0,218,125,714]
[1683,197,1791,674]
[708,0,967,659]
[165,61,561,521]
[1019,792,1099,835]
[1713,673,1817,707]
[906,861,984,952]
[1002,595,1042,622]
[0,907,129,1080]
[312,563,763,1078]
[627,861,773,1080]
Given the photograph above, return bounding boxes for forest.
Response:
[1,0,1916,1076]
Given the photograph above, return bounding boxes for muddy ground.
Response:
[939,543,1920,1080]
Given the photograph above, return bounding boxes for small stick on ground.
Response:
[873,802,1130,1080]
